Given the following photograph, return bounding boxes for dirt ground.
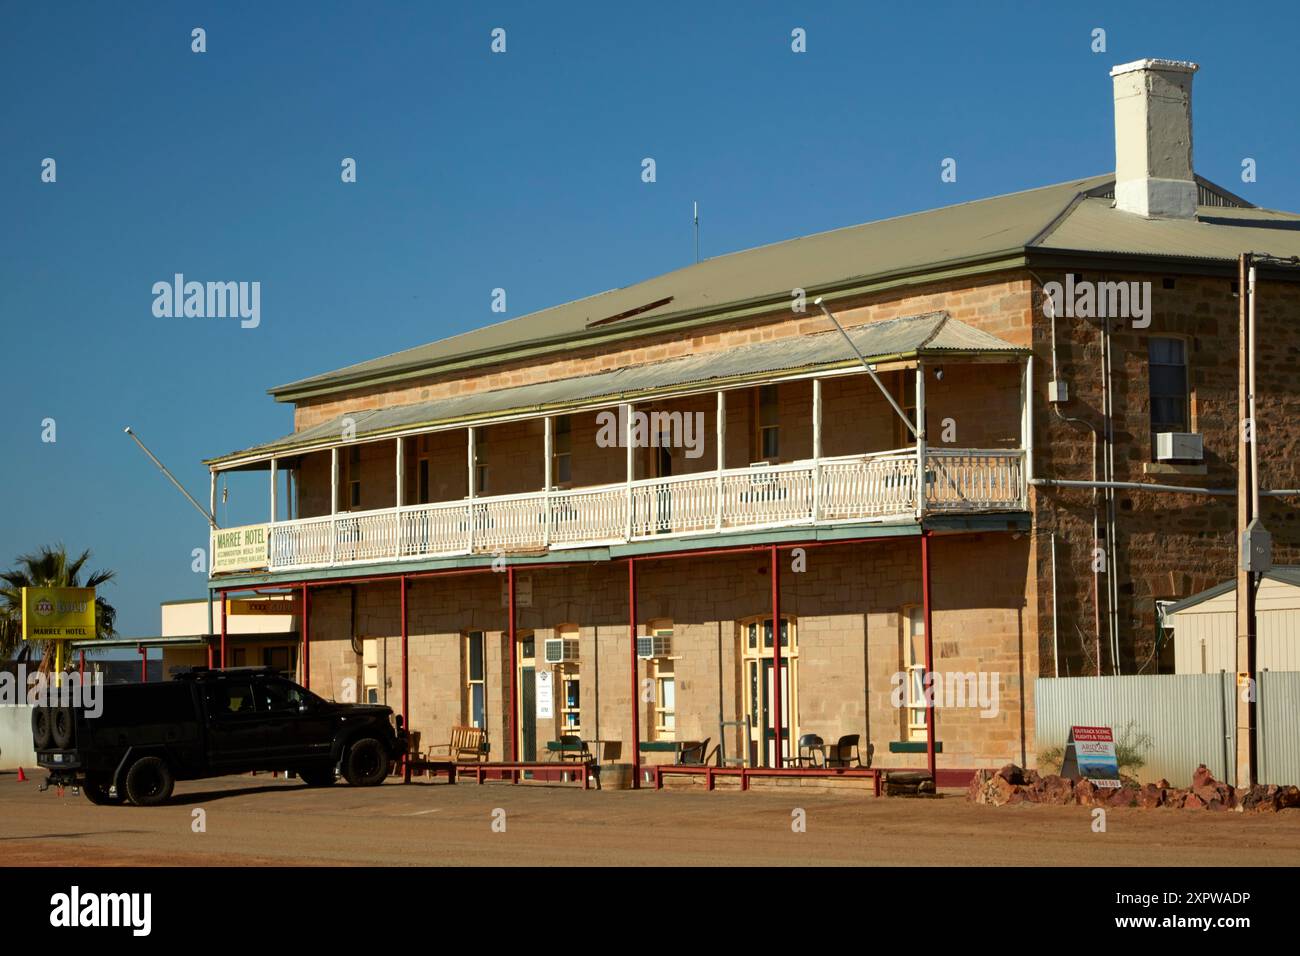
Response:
[3,770,1299,867]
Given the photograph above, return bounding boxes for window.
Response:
[903,606,927,742]
[465,631,486,729]
[556,623,580,734]
[347,445,361,509]
[1148,337,1189,439]
[474,429,489,495]
[417,457,430,505]
[257,679,307,713]
[648,621,675,740]
[896,370,918,447]
[553,416,572,487]
[362,638,381,704]
[754,385,780,461]
[745,617,790,650]
[212,682,256,715]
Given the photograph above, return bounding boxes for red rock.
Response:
[1107,787,1136,807]
[1192,765,1215,789]
[1156,779,1172,790]
[1279,786,1300,810]
[987,775,1017,807]
[1185,793,1207,810]
[1075,779,1099,806]
[1137,785,1163,809]
[996,764,1026,786]
[1165,789,1188,809]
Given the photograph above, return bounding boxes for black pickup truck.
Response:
[32,666,406,806]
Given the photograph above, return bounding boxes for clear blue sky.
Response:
[2,1,1297,639]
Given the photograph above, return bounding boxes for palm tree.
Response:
[0,545,117,667]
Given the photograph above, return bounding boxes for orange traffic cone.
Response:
[16,767,27,782]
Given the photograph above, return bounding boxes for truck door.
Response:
[255,679,334,764]
[204,680,274,772]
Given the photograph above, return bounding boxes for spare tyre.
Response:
[50,706,76,749]
[31,707,53,750]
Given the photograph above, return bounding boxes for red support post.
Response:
[219,590,227,670]
[629,558,641,789]
[508,566,518,762]
[400,575,410,784]
[771,544,782,769]
[302,583,311,691]
[139,645,147,682]
[921,530,937,780]
[78,651,85,679]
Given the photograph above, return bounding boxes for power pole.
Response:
[1235,252,1262,788]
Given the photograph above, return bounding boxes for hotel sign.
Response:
[22,587,97,641]
[212,524,270,574]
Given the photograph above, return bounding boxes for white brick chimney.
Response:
[1110,58,1199,219]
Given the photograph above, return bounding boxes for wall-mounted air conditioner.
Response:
[637,634,672,659]
[544,638,580,664]
[1156,432,1203,462]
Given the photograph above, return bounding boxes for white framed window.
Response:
[903,606,927,741]
[465,630,486,729]
[556,624,580,735]
[648,620,675,740]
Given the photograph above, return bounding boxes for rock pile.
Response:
[968,763,1300,813]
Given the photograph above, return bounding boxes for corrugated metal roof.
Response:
[210,311,1023,464]
[271,175,1109,400]
[1036,198,1300,260]
[1163,567,1300,616]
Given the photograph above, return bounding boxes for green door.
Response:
[520,667,536,762]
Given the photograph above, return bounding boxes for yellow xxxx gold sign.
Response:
[22,587,97,640]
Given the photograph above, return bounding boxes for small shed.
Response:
[1162,568,1300,673]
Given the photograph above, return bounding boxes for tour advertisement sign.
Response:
[1060,725,1122,788]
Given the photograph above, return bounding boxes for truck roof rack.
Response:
[176,666,280,681]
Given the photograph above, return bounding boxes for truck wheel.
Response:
[342,738,388,787]
[123,757,175,806]
[31,707,53,750]
[299,767,336,787]
[50,707,76,749]
[83,776,123,806]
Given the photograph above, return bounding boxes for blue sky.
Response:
[2,1,1297,639]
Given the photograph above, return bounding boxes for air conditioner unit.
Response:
[637,634,672,659]
[1156,432,1203,462]
[544,638,580,664]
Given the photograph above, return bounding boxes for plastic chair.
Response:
[790,733,826,768]
[825,734,866,768]
[676,738,711,766]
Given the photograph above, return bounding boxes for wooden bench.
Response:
[427,725,489,763]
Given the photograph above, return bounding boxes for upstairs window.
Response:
[754,385,780,462]
[553,415,572,487]
[1148,337,1190,439]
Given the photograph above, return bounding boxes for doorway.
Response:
[740,616,798,767]
[515,630,536,761]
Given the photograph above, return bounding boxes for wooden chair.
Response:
[427,725,488,763]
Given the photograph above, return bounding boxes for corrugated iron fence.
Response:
[1035,673,1299,787]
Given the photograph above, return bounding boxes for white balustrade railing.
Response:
[925,449,1025,512]
[246,449,1026,571]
